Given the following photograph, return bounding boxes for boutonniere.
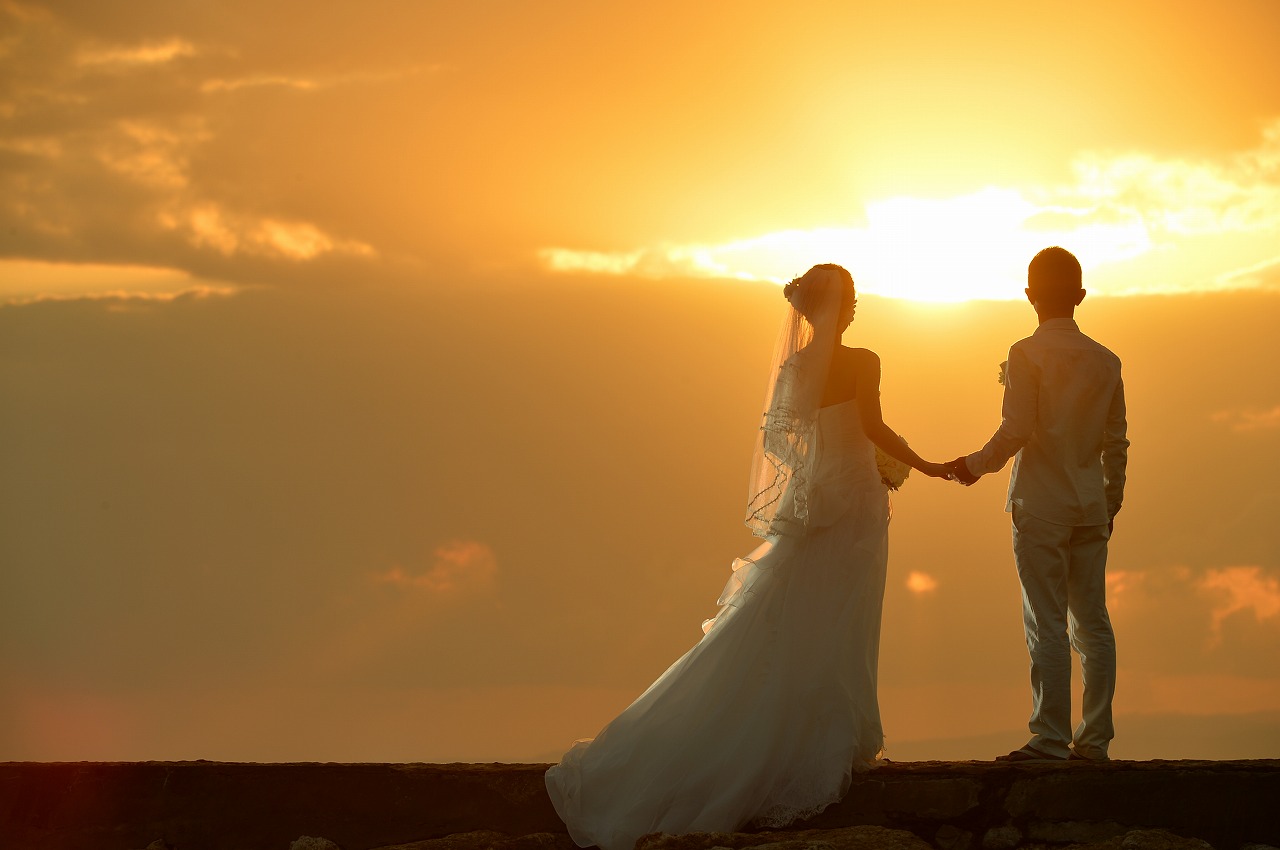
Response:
[997,360,1009,386]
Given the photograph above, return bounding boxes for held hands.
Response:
[916,457,980,485]
[918,461,956,480]
[946,456,979,486]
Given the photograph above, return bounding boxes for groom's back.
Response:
[1007,319,1126,527]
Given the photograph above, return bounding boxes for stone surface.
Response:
[292,838,343,850]
[882,778,980,819]
[1030,828,1216,850]
[371,831,576,850]
[1026,819,1128,843]
[934,823,973,850]
[635,825,931,850]
[981,825,1021,850]
[0,762,561,850]
[4,759,1279,850]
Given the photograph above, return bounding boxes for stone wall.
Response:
[2,760,1277,850]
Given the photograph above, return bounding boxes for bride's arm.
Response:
[852,350,951,479]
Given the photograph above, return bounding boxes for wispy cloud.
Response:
[200,65,439,95]
[1211,406,1280,432]
[78,38,196,68]
[0,0,52,24]
[0,259,235,305]
[373,540,498,594]
[200,75,321,94]
[1064,120,1280,238]
[540,119,1280,301]
[1199,566,1280,643]
[1105,569,1147,610]
[160,204,376,261]
[1215,255,1280,290]
[95,119,207,190]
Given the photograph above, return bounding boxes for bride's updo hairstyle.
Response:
[783,263,857,323]
[748,263,855,538]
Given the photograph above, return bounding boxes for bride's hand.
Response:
[919,461,954,480]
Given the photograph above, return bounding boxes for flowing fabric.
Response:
[545,400,889,850]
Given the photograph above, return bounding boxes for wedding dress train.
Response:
[545,398,890,850]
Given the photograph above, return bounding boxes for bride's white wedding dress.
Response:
[545,397,889,850]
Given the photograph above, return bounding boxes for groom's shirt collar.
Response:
[1034,318,1080,334]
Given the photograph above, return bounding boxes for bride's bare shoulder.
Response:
[839,346,881,365]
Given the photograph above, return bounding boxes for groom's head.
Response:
[1026,246,1085,316]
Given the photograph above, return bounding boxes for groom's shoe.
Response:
[995,746,1067,763]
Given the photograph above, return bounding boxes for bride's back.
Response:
[820,345,875,409]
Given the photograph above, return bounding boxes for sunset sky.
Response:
[2,0,1279,763]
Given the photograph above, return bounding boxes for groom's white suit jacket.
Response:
[964,318,1128,527]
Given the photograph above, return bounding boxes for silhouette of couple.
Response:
[546,247,1129,850]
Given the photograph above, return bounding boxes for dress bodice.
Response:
[804,399,882,528]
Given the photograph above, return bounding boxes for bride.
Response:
[545,264,952,849]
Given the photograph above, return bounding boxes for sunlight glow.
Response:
[541,120,1280,302]
[541,187,1151,302]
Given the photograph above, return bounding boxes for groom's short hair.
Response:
[1028,247,1083,305]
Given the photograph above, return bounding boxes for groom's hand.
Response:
[947,456,979,486]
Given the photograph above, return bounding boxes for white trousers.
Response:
[1011,507,1116,759]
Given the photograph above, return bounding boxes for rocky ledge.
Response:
[2,759,1277,850]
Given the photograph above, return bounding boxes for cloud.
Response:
[199,66,437,95]
[0,7,382,296]
[1215,255,1280,290]
[1198,566,1280,641]
[905,571,938,594]
[373,540,498,594]
[157,204,376,261]
[1106,569,1147,610]
[0,259,235,304]
[200,75,321,94]
[95,119,206,189]
[540,189,1152,302]
[1063,120,1280,238]
[77,38,196,68]
[0,0,50,24]
[540,119,1280,301]
[1211,406,1280,432]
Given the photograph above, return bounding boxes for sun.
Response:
[540,186,1154,302]
[857,189,1042,302]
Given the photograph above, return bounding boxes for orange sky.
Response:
[1,0,1279,762]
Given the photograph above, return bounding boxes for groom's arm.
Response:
[1102,372,1129,520]
[964,345,1037,478]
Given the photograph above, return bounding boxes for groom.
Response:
[948,246,1129,762]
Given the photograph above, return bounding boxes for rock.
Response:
[1117,830,1215,850]
[883,778,980,819]
[291,838,341,850]
[1027,820,1128,843]
[1020,829,1216,850]
[935,824,974,850]
[635,826,931,850]
[981,825,1021,850]
[371,832,578,850]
